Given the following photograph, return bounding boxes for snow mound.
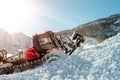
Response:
[0,34,120,80]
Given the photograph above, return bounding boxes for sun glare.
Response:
[0,0,34,33]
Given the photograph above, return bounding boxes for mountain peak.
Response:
[0,28,31,54]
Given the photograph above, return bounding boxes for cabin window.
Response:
[38,37,52,45]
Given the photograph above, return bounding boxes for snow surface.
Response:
[114,19,120,24]
[0,33,120,80]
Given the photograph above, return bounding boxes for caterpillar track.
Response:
[0,50,66,74]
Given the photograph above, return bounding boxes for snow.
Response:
[7,54,13,57]
[114,19,120,24]
[0,33,120,80]
[82,37,97,49]
[110,26,120,33]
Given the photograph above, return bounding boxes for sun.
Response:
[0,0,54,36]
[0,0,34,33]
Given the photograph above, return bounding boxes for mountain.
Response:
[12,32,31,50]
[0,28,120,80]
[58,14,120,44]
[0,28,31,54]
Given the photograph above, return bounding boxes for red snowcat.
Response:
[0,31,84,75]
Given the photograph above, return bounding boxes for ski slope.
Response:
[0,33,120,80]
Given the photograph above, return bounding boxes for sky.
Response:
[0,0,120,36]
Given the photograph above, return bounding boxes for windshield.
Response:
[38,37,52,45]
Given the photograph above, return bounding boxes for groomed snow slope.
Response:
[0,33,120,80]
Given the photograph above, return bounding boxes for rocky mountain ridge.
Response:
[58,14,120,43]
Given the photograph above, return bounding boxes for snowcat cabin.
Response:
[33,31,62,54]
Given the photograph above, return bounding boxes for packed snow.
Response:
[0,33,120,80]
